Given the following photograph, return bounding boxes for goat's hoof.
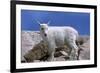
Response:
[47,57,54,61]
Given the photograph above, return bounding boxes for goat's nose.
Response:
[44,33,47,37]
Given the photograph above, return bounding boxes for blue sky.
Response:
[21,10,90,35]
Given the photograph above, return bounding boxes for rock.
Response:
[54,57,66,61]
[24,41,48,62]
[79,40,90,60]
[21,31,90,62]
[77,35,89,45]
[24,41,70,62]
[21,31,42,61]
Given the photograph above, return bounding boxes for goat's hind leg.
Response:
[68,41,79,60]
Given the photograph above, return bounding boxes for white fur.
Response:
[40,24,79,61]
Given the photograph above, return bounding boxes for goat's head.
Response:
[40,23,48,31]
[35,20,50,37]
[40,24,48,37]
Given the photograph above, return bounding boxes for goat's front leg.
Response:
[47,45,55,61]
[47,51,55,61]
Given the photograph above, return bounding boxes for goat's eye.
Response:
[41,28,44,30]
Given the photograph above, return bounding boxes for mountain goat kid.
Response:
[40,23,79,61]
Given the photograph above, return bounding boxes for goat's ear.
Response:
[35,19,41,25]
[47,21,50,25]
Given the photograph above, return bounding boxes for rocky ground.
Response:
[21,31,90,63]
